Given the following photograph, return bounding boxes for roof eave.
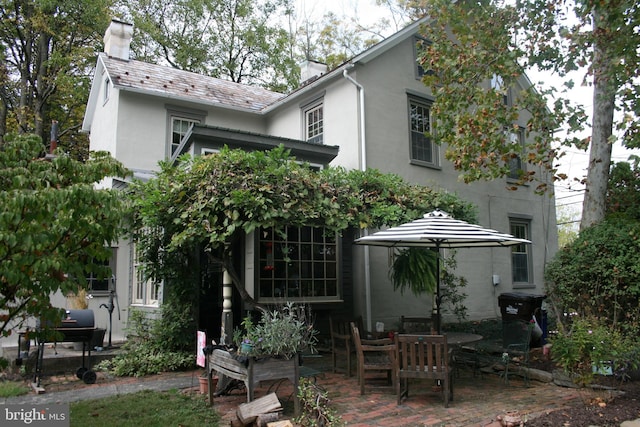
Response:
[184,125,339,165]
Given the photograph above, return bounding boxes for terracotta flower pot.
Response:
[199,376,208,394]
[199,375,218,394]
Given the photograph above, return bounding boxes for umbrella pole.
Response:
[435,245,442,334]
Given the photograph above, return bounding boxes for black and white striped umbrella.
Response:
[354,209,531,332]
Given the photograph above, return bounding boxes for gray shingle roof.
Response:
[101,54,285,112]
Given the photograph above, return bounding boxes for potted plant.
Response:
[234,302,318,360]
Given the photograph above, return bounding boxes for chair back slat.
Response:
[395,333,452,406]
[395,334,448,375]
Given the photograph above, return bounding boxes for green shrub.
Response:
[550,316,636,385]
[545,217,640,334]
[99,346,193,377]
[98,309,194,377]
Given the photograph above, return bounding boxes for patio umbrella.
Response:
[354,209,531,333]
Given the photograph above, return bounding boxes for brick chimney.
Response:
[103,19,133,61]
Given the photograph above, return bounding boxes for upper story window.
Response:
[510,218,532,286]
[414,37,431,79]
[103,77,110,103]
[171,117,199,156]
[166,106,206,158]
[303,101,323,144]
[258,226,339,302]
[507,127,525,180]
[409,97,438,167]
[490,74,511,106]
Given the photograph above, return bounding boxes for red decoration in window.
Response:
[264,242,274,271]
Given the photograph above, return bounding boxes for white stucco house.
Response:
[71,18,557,343]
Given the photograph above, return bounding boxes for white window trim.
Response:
[131,242,162,307]
[166,106,207,159]
[302,99,324,144]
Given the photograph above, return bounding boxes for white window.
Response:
[507,127,525,180]
[491,74,510,105]
[103,77,110,103]
[132,243,161,306]
[258,226,339,302]
[304,102,323,144]
[171,117,199,157]
[86,248,116,294]
[510,219,532,285]
[409,97,438,167]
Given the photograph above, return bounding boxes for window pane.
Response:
[171,118,199,156]
[507,129,525,179]
[305,104,323,144]
[510,221,531,283]
[258,226,338,301]
[410,100,435,164]
[132,237,162,306]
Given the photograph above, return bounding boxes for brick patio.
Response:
[210,353,594,426]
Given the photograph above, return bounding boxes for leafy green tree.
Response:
[414,0,639,229]
[115,0,299,92]
[297,10,384,70]
[0,0,113,154]
[127,146,475,308]
[545,216,640,334]
[0,134,128,337]
[607,157,640,220]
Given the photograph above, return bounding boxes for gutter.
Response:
[343,65,372,333]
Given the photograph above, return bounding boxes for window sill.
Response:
[410,159,441,170]
[512,283,535,290]
[131,303,160,308]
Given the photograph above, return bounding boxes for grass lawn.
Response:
[0,381,30,397]
[70,389,220,427]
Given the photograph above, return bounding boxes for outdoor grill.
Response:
[34,309,98,386]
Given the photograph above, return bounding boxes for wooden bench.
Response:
[207,349,300,415]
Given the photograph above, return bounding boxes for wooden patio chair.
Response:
[395,334,453,407]
[329,316,363,377]
[350,321,397,395]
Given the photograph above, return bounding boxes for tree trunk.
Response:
[580,11,615,231]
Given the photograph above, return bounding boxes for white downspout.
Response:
[343,66,372,333]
